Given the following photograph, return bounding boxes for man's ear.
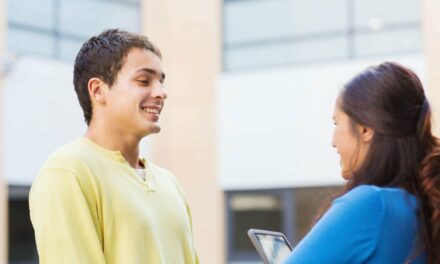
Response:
[359,125,374,143]
[88,77,108,105]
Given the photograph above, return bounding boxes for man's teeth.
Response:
[143,108,159,114]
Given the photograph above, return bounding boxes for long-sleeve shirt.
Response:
[29,137,199,264]
[284,185,426,264]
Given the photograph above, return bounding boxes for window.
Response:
[7,0,140,62]
[226,185,342,263]
[8,185,38,264]
[223,0,422,71]
[227,190,287,262]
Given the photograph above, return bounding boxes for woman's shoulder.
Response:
[335,185,384,205]
[334,185,417,216]
[327,185,385,222]
[339,184,412,200]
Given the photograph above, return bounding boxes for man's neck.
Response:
[85,122,143,169]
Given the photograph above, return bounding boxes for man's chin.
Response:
[142,124,161,136]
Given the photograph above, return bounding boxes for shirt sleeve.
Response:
[166,169,200,264]
[29,168,106,264]
[186,202,200,264]
[283,185,385,264]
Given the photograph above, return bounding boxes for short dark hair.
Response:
[73,29,161,125]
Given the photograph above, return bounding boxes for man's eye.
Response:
[138,80,149,85]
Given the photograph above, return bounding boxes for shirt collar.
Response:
[80,137,126,162]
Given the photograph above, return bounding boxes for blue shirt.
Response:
[284,185,426,263]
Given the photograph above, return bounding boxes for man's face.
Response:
[103,48,167,137]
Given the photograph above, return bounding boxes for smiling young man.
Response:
[29,29,199,264]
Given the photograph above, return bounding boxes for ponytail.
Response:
[416,99,440,264]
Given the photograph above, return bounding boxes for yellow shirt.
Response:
[29,138,199,264]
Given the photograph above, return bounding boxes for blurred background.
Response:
[0,0,439,263]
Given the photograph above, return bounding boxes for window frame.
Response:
[225,188,296,262]
[8,185,38,264]
[222,0,422,72]
[7,0,141,60]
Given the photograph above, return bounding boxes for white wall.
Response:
[2,56,152,185]
[218,54,426,190]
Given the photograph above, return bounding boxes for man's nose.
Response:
[152,82,167,100]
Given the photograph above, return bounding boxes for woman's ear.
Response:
[88,77,108,104]
[359,125,374,143]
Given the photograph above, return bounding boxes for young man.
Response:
[29,29,199,264]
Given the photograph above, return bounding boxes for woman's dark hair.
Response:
[73,29,161,125]
[337,62,440,263]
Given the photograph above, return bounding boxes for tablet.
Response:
[247,229,293,264]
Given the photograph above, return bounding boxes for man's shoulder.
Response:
[148,161,177,183]
[42,138,90,172]
[33,138,98,194]
[148,161,172,176]
[147,161,186,192]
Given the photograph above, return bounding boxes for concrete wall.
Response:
[422,0,440,136]
[0,0,7,261]
[142,0,225,263]
[2,57,84,185]
[218,54,426,190]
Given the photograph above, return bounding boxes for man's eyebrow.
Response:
[137,68,165,80]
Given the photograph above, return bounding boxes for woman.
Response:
[284,62,439,264]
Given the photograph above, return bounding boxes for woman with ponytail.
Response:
[284,62,439,264]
